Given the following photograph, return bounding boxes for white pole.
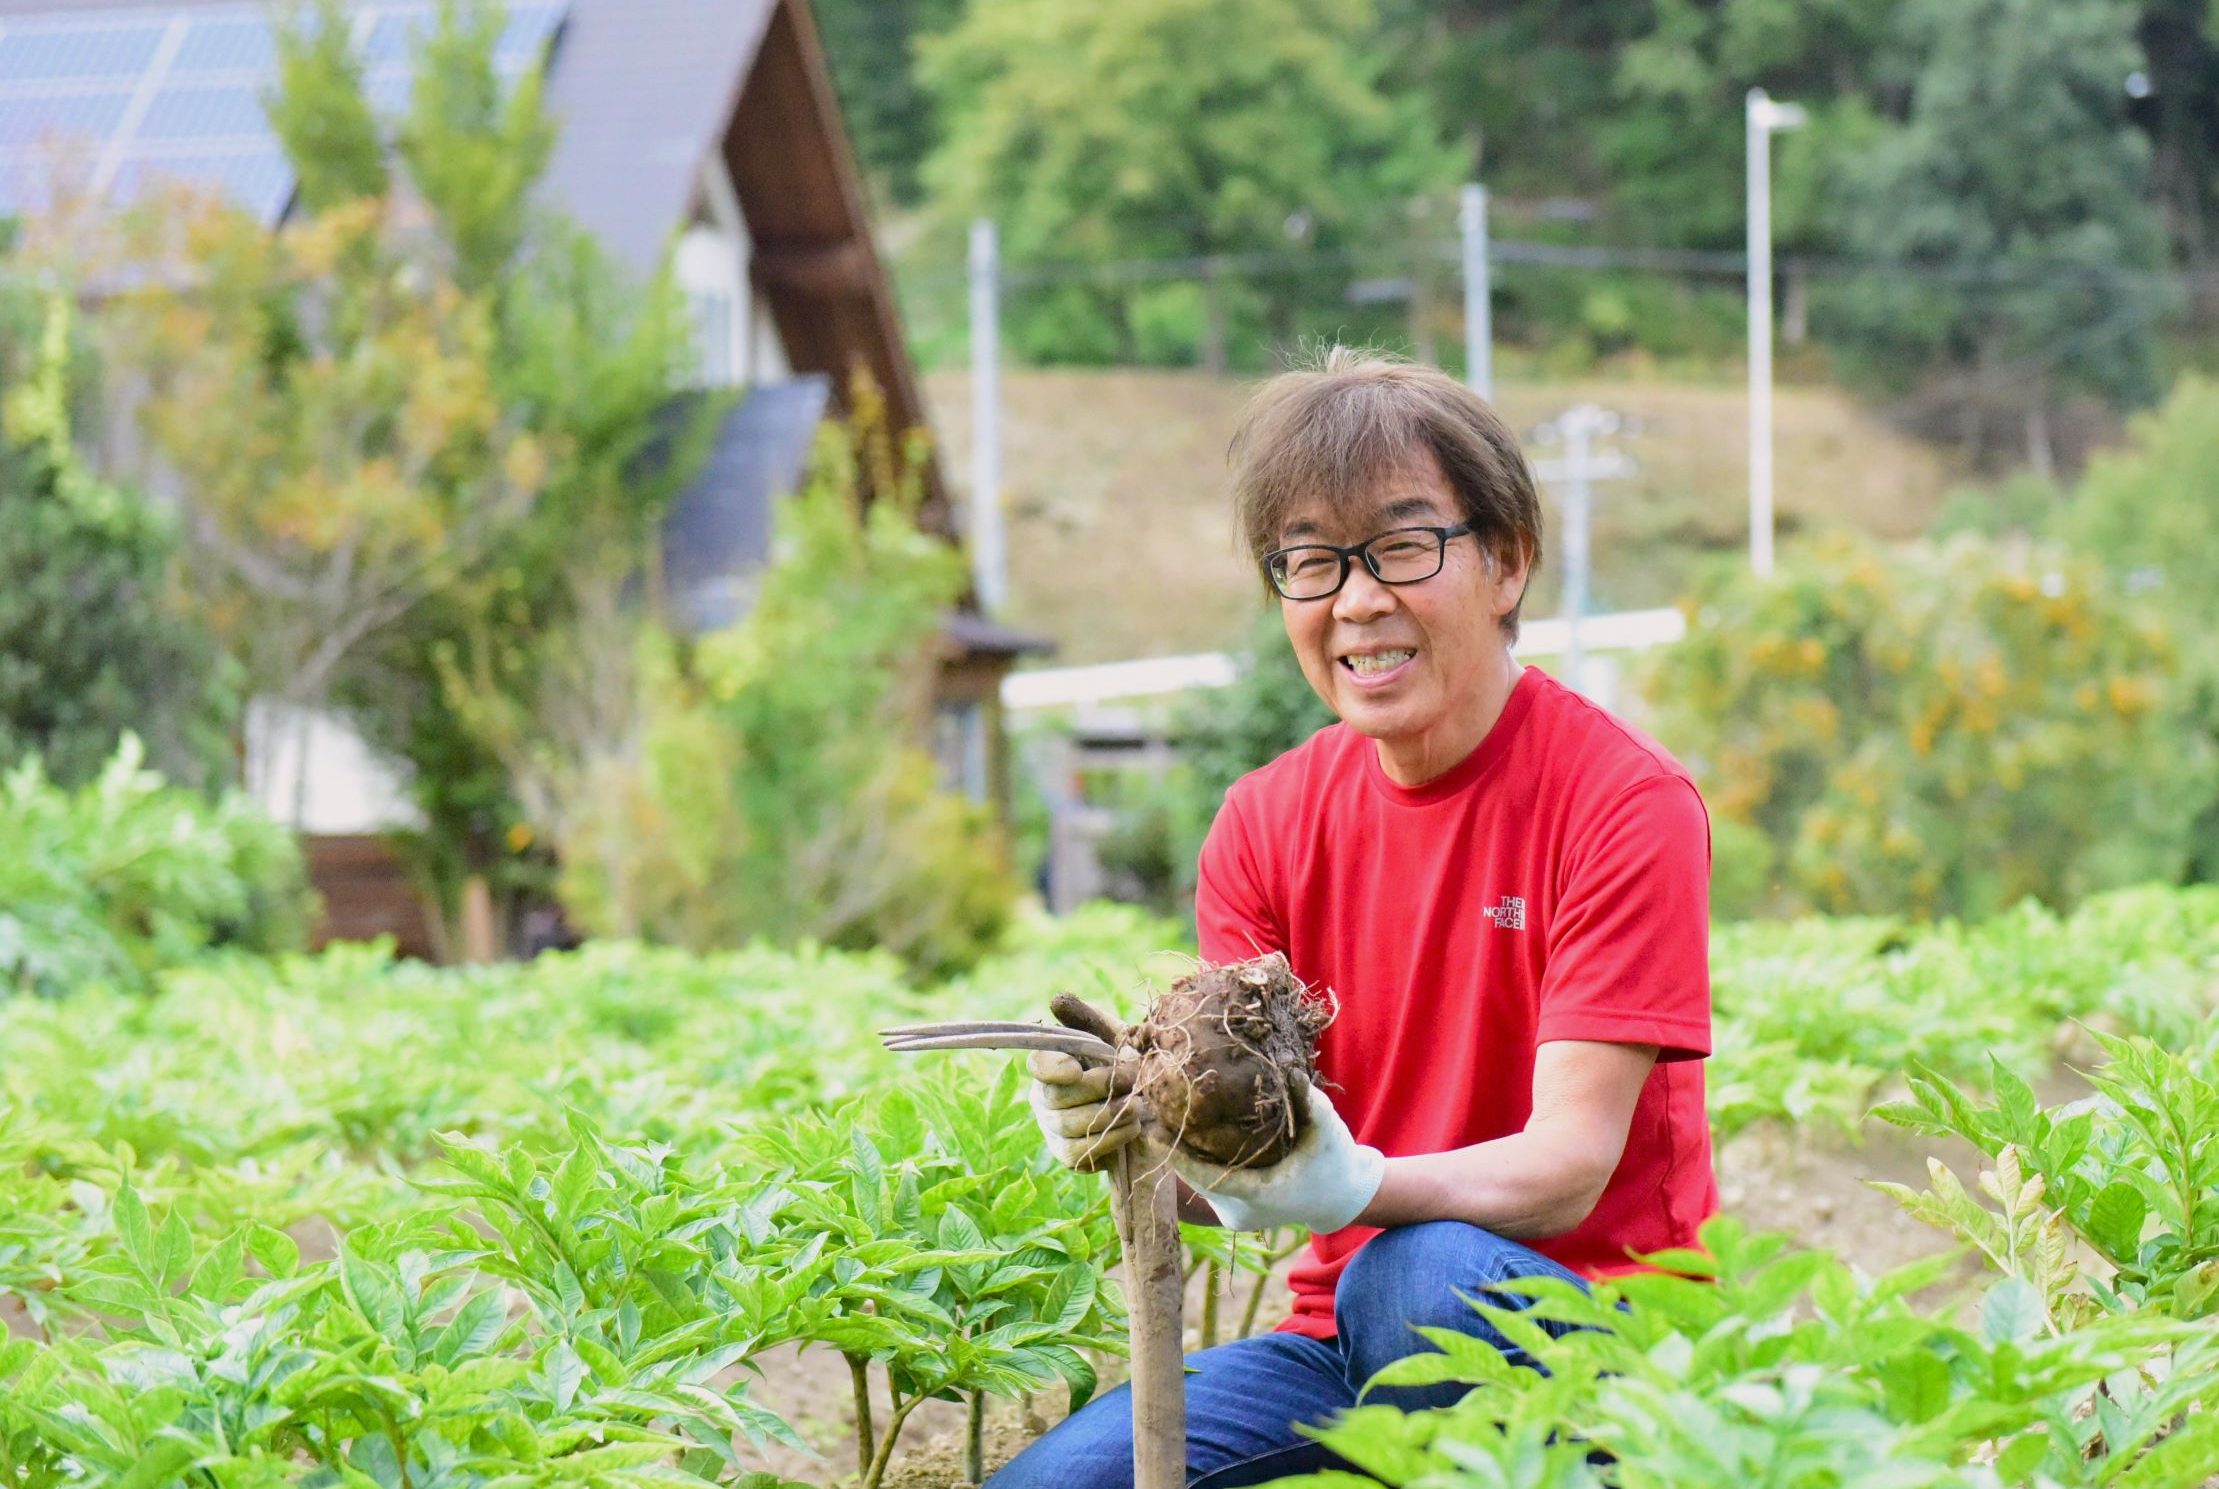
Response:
[1564,412,1591,695]
[1460,183,1492,399]
[1745,89,1804,581]
[1531,405,1631,700]
[969,218,1007,613]
[1746,89,1775,581]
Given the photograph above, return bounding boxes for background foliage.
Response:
[540,401,1018,977]
[1642,532,2213,921]
[0,737,311,997]
[0,293,237,794]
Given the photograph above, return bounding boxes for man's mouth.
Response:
[1340,647,1416,677]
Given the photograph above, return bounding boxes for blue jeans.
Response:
[987,1221,1585,1489]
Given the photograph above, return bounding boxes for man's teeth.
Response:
[1346,649,1416,676]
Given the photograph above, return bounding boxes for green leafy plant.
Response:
[1874,1035,2219,1324]
[1275,1215,2218,1489]
[740,1066,1124,1487]
[0,735,312,995]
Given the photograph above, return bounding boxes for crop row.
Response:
[1,890,2214,1483]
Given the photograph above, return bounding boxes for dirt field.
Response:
[920,368,1963,665]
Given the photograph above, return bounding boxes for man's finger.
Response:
[1030,1053,1114,1108]
[1043,1095,1139,1141]
[1068,1120,1141,1170]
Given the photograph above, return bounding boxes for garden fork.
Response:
[881,996,1185,1489]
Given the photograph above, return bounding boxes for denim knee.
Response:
[1333,1220,1580,1404]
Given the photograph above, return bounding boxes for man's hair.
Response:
[1228,345,1542,640]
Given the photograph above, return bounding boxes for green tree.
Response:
[1605,0,1903,250]
[394,0,557,293]
[810,0,966,206]
[919,0,1463,364]
[254,0,706,939]
[120,189,544,787]
[529,399,1019,976]
[263,0,386,211]
[2053,374,2219,878]
[1821,0,2172,467]
[1642,532,2212,921]
[0,293,235,792]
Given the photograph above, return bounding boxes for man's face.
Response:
[1274,455,1526,752]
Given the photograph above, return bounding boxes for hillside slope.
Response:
[923,369,1962,666]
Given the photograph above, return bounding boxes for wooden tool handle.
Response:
[1110,1145,1185,1489]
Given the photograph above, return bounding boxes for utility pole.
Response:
[1745,88,1804,580]
[968,218,1007,613]
[1531,405,1633,697]
[1460,183,1492,399]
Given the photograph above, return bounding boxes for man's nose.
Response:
[1333,559,1396,623]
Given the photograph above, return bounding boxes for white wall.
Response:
[674,153,789,387]
[244,700,421,835]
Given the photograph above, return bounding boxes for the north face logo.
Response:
[1483,895,1527,931]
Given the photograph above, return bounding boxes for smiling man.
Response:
[995,348,1717,1487]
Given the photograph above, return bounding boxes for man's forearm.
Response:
[1354,1125,1620,1240]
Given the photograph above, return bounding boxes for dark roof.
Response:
[536,0,774,277]
[939,611,1056,658]
[659,374,829,636]
[719,0,945,527]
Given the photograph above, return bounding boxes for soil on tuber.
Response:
[1054,951,1332,1171]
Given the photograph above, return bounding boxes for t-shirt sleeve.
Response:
[1194,784,1284,964]
[1535,774,1713,1061]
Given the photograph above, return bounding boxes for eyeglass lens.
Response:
[1271,529,1444,599]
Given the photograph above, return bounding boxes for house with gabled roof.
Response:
[0,0,1047,955]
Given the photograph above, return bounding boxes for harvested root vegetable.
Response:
[1124,952,1332,1169]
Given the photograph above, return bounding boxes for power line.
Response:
[898,236,2212,298]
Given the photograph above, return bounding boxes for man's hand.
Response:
[1171,1085,1385,1233]
[1027,1049,1143,1171]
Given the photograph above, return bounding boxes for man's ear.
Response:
[1489,540,1535,618]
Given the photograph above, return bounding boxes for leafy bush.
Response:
[0,937,1146,1485]
[0,293,237,792]
[1642,531,2213,920]
[0,736,312,995]
[2052,373,2219,880]
[541,404,1020,977]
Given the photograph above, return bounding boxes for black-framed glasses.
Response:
[1263,522,1474,601]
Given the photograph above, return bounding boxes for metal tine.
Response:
[878,1019,1063,1038]
[881,1030,1112,1053]
[880,1030,1117,1062]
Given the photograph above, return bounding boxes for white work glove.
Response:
[1170,1085,1385,1234]
[1027,1048,1143,1171]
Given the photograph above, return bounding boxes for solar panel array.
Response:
[0,1,566,223]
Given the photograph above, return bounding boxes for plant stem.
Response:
[1239,1264,1272,1340]
[847,1353,875,1482]
[1200,1256,1222,1349]
[860,1390,927,1489]
[1238,1235,1301,1341]
[966,1390,985,1484]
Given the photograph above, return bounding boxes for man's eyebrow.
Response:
[1280,495,1447,543]
[1374,496,1446,524]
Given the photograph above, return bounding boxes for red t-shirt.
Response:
[1194,665,1718,1340]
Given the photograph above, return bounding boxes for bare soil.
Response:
[921,368,1962,665]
